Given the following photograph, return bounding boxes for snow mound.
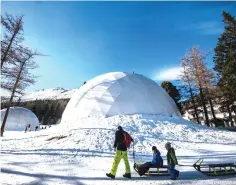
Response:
[37,114,236,156]
[62,72,180,123]
[0,107,39,131]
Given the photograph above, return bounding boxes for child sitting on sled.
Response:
[134,146,163,176]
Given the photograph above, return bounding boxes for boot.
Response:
[176,170,180,178]
[123,173,131,178]
[106,173,115,179]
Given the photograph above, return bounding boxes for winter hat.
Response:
[118,126,123,131]
[165,142,171,148]
[152,146,157,151]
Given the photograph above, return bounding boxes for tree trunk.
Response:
[1,33,16,68]
[1,16,23,69]
[199,87,210,126]
[208,96,216,120]
[189,85,200,124]
[226,104,233,127]
[1,61,25,136]
[182,63,200,124]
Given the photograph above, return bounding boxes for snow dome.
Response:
[0,107,39,131]
[61,72,181,123]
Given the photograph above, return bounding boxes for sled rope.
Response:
[178,158,203,167]
[177,164,195,167]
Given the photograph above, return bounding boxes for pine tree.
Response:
[161,81,182,113]
[55,103,61,120]
[42,103,50,125]
[35,100,44,122]
[214,11,236,125]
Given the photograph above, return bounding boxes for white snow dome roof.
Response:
[62,72,181,123]
[0,107,39,131]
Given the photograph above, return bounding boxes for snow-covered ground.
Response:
[1,114,236,185]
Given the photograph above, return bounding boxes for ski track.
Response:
[1,114,236,185]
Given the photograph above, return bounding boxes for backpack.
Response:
[124,132,132,148]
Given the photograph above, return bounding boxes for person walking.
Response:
[165,142,179,180]
[106,126,133,179]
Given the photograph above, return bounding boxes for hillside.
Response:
[16,88,78,102]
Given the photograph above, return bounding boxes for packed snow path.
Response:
[1,115,236,185]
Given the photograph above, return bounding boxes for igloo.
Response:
[0,107,39,131]
[61,72,181,123]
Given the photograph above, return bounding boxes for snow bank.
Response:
[8,114,230,159]
[57,115,236,154]
[3,114,235,155]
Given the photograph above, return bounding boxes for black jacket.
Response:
[113,130,133,151]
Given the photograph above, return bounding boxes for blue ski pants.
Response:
[169,165,178,178]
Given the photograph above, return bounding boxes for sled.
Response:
[193,158,236,176]
[133,160,170,176]
[146,164,170,176]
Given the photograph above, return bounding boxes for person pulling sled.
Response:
[106,126,133,179]
[134,146,163,176]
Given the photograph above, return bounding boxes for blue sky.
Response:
[2,1,236,92]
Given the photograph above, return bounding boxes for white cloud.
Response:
[181,21,223,35]
[195,21,223,35]
[155,67,182,81]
